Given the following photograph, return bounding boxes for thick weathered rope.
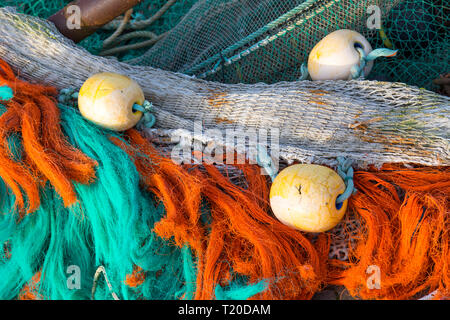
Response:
[102,9,134,49]
[102,0,178,31]
[298,47,398,80]
[100,1,176,56]
[99,32,167,56]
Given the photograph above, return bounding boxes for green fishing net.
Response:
[1,0,447,90]
[0,0,198,58]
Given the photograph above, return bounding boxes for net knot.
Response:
[58,88,78,105]
[134,100,156,130]
[91,266,120,300]
[299,47,398,80]
[336,156,357,205]
[0,85,13,101]
[350,47,398,79]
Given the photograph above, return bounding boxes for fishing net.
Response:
[135,0,448,90]
[0,0,198,57]
[1,0,448,90]
[1,7,447,167]
[0,1,448,300]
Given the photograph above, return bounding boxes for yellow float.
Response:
[269,164,347,233]
[78,72,145,131]
[307,29,373,81]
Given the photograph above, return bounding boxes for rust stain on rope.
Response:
[309,89,329,95]
[215,117,234,124]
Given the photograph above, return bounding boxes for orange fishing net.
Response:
[116,131,449,300]
[329,165,449,299]
[1,59,448,300]
[0,60,97,215]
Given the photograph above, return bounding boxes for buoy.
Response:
[269,164,347,233]
[78,72,145,131]
[308,29,373,80]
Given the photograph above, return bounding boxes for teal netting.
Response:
[0,100,267,300]
[0,102,188,300]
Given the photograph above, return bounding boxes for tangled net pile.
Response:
[0,0,448,300]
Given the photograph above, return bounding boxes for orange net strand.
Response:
[116,129,325,300]
[0,59,97,215]
[329,165,449,299]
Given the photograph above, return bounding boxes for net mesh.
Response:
[0,0,447,90]
[0,0,198,58]
[0,1,447,300]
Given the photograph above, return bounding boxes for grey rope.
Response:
[102,0,177,31]
[99,32,167,56]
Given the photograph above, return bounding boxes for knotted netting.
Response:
[0,0,448,301]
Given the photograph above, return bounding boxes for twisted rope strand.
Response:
[102,9,133,49]
[99,32,167,56]
[102,0,177,31]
